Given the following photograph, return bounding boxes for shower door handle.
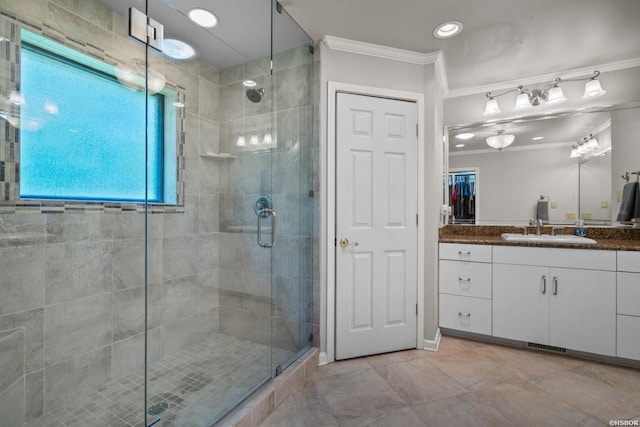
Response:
[257,208,276,248]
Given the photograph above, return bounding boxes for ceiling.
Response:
[281,0,640,151]
[97,0,311,69]
[95,0,640,150]
[448,110,611,153]
[282,0,640,92]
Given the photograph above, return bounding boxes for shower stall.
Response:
[0,0,316,425]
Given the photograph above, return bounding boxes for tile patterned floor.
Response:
[28,333,294,427]
[260,335,640,427]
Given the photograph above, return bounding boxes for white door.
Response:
[335,92,418,360]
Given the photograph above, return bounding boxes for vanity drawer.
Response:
[617,272,640,316]
[618,251,640,273]
[439,243,492,263]
[439,260,492,299]
[617,315,640,361]
[439,294,492,335]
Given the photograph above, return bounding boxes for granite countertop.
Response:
[439,225,640,251]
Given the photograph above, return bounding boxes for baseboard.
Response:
[422,328,442,352]
[318,351,329,366]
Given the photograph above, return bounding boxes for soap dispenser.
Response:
[574,219,587,237]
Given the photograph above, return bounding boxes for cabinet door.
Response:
[549,268,616,356]
[493,263,549,344]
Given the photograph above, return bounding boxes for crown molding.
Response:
[590,118,612,136]
[446,57,640,99]
[322,35,449,94]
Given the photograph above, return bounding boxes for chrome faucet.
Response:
[535,219,543,235]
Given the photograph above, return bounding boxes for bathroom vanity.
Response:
[438,225,640,363]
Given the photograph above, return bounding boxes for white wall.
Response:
[611,108,640,220]
[319,40,444,358]
[450,146,579,224]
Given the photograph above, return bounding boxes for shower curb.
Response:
[218,347,320,426]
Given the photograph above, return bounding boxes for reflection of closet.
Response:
[448,171,477,224]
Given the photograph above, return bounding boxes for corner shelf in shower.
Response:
[200,152,238,159]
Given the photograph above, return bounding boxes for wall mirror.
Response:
[445,102,640,226]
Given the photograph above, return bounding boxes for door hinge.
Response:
[416,213,419,226]
[129,7,164,51]
[334,237,337,247]
[416,124,418,137]
[416,303,418,315]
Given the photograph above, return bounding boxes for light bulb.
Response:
[483,98,501,116]
[583,79,606,99]
[546,86,567,104]
[514,92,532,110]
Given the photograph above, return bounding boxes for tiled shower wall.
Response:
[215,44,317,356]
[0,0,318,425]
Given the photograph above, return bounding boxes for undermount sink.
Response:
[500,233,597,244]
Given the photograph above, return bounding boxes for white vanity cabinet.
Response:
[438,244,492,335]
[616,251,640,360]
[492,246,617,357]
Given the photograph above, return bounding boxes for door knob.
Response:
[339,238,359,248]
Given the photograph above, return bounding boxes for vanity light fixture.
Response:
[433,21,463,39]
[236,136,246,147]
[484,70,606,116]
[486,130,515,150]
[570,134,599,158]
[188,8,219,28]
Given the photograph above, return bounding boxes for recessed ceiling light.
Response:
[433,21,463,39]
[163,39,196,60]
[243,80,257,87]
[455,132,475,140]
[188,8,219,28]
[532,136,544,140]
[455,144,465,148]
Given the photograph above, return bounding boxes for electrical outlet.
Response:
[550,201,557,209]
[566,212,576,220]
[582,213,592,220]
[601,201,608,208]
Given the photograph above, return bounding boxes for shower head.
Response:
[246,87,265,103]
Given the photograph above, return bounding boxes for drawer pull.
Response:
[552,276,558,295]
[541,275,547,294]
[458,277,471,282]
[458,312,471,317]
[458,251,471,256]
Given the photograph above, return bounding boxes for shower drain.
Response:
[147,402,169,416]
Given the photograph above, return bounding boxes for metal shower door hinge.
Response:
[129,7,164,51]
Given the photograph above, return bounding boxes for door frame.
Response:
[324,81,425,364]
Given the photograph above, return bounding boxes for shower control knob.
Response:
[339,238,359,248]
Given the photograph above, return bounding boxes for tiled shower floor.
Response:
[28,334,294,427]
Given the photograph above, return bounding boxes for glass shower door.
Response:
[270,0,316,375]
[144,1,275,425]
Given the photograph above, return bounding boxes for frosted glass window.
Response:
[19,40,172,203]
